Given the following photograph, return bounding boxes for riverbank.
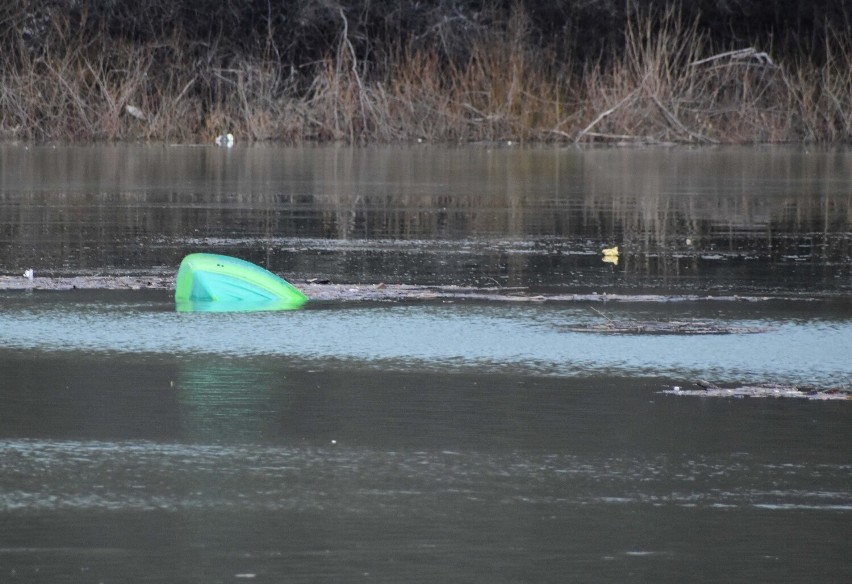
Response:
[2,2,850,144]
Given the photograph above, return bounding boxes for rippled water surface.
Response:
[1,145,851,583]
[2,292,851,385]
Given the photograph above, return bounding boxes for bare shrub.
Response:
[0,1,849,144]
[575,7,800,144]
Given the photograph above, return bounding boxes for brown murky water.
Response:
[0,145,851,583]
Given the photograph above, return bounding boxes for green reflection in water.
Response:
[175,359,287,443]
[175,299,306,313]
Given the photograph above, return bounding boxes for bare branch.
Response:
[651,95,718,144]
[691,48,775,67]
[574,89,639,143]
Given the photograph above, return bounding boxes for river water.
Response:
[0,145,850,583]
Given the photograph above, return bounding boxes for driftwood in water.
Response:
[565,306,771,335]
[662,381,852,401]
[564,320,770,335]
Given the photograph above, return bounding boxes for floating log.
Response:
[563,320,772,335]
[565,305,773,334]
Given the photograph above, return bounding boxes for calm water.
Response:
[2,144,850,293]
[1,145,851,583]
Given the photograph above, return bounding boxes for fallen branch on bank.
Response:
[574,88,639,143]
[690,48,776,68]
[576,132,657,143]
[652,95,718,144]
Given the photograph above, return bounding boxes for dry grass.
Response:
[785,23,852,142]
[0,5,849,144]
[573,7,797,144]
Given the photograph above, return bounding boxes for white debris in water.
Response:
[215,133,235,147]
[661,384,851,400]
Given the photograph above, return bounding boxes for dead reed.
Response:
[0,5,849,144]
[573,7,795,144]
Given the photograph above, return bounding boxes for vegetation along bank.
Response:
[2,1,850,144]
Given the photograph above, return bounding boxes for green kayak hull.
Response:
[175,253,308,312]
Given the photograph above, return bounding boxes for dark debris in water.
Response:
[563,321,772,335]
[0,275,825,304]
[563,305,771,334]
[0,275,173,291]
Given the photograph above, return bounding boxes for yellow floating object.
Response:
[602,255,619,266]
[602,246,619,257]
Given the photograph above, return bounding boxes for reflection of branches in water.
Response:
[579,149,852,269]
[0,147,849,278]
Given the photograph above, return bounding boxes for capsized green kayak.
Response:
[175,253,308,312]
